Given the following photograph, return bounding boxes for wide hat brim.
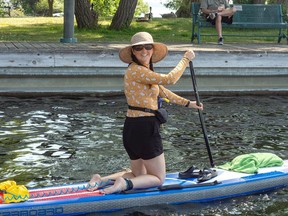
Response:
[119,40,168,64]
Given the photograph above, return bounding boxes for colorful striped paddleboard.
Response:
[0,160,288,215]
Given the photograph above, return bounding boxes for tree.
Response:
[47,0,53,16]
[75,0,98,29]
[18,0,39,15]
[35,0,54,16]
[109,0,138,30]
[164,0,192,18]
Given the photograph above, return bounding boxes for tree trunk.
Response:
[75,0,98,29]
[109,0,137,30]
[48,0,53,17]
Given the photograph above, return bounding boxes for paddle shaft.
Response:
[189,61,215,168]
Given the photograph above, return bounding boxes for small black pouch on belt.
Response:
[128,105,168,124]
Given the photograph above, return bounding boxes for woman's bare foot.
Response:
[87,174,113,191]
[87,174,102,191]
[102,177,127,194]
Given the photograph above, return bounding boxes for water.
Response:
[0,95,287,215]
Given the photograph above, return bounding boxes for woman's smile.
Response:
[132,45,153,65]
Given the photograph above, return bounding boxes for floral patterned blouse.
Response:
[124,57,190,117]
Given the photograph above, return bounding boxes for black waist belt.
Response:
[128,105,157,114]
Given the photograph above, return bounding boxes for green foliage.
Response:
[91,0,120,17]
[9,0,23,9]
[135,0,149,17]
[35,0,48,14]
[164,0,182,10]
[18,0,38,15]
[0,1,4,17]
[90,0,148,17]
[0,0,10,17]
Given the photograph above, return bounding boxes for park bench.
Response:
[191,3,288,44]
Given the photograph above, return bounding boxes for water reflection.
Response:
[0,95,287,215]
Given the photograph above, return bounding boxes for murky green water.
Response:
[0,95,287,215]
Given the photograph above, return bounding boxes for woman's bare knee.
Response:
[158,175,165,185]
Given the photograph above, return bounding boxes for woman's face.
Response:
[132,44,154,65]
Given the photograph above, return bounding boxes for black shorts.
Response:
[207,15,233,25]
[123,116,163,160]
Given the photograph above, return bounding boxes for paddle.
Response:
[189,61,215,168]
[123,180,220,194]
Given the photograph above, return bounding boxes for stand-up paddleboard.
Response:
[0,160,287,215]
[1,62,287,215]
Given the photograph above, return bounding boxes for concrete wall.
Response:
[0,49,287,96]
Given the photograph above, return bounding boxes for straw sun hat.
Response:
[119,32,168,64]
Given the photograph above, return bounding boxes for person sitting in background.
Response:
[200,0,236,45]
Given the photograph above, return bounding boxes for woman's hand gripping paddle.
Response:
[189,61,215,168]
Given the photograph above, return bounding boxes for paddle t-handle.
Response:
[189,61,215,168]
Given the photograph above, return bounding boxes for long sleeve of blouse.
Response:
[159,85,190,107]
[127,57,190,85]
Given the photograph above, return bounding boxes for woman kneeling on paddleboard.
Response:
[87,32,203,194]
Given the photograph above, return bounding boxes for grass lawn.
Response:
[0,16,286,44]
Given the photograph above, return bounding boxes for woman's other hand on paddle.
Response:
[184,50,195,61]
[188,101,203,110]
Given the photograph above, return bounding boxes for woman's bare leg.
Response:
[103,153,166,194]
[87,168,132,191]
